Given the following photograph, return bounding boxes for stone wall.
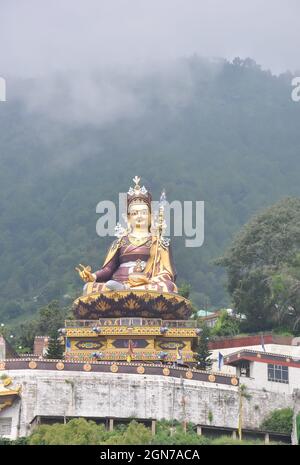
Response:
[0,369,295,439]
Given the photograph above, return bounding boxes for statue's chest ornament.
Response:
[119,259,146,274]
[133,258,146,272]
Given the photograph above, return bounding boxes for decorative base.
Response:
[0,377,21,412]
[65,351,195,364]
[73,290,193,320]
[64,317,199,364]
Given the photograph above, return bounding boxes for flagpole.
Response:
[238,386,243,440]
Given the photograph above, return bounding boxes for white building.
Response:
[224,349,300,394]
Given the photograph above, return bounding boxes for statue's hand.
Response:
[128,273,150,287]
[75,264,96,283]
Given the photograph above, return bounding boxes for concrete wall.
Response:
[0,369,295,440]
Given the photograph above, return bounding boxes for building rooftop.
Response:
[224,349,300,368]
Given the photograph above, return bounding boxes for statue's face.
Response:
[128,203,150,231]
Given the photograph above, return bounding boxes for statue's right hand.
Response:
[75,264,96,283]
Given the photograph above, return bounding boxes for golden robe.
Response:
[85,235,178,294]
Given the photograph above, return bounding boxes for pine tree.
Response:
[195,323,212,370]
[45,332,64,359]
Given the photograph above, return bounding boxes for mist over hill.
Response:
[0,56,300,322]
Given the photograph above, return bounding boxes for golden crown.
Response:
[127,176,152,212]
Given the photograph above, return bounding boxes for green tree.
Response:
[194,323,212,370]
[0,437,28,445]
[178,282,191,299]
[269,254,300,331]
[11,300,70,352]
[216,198,300,331]
[2,301,23,319]
[261,408,293,434]
[102,421,152,445]
[37,300,69,335]
[212,310,240,337]
[45,331,64,359]
[26,417,284,445]
[29,418,109,445]
[152,426,209,445]
[12,320,39,353]
[296,413,300,444]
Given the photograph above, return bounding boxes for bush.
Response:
[0,437,28,445]
[152,420,209,445]
[102,421,152,445]
[29,418,109,445]
[260,408,293,434]
[211,436,259,445]
[211,310,240,337]
[210,436,282,445]
[297,414,300,444]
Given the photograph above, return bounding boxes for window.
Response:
[268,364,289,384]
[0,418,12,436]
[240,361,250,377]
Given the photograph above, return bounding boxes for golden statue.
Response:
[68,177,195,362]
[76,176,177,295]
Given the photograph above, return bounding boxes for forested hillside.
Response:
[0,57,300,322]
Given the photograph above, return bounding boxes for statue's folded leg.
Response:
[105,280,128,291]
[83,275,177,295]
[131,278,177,293]
[83,280,129,295]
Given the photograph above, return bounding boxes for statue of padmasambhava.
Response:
[76,176,178,295]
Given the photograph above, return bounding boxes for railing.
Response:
[164,320,196,328]
[65,318,197,328]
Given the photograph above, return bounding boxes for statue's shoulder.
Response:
[109,238,121,252]
[161,237,171,250]
[151,235,171,249]
[110,235,129,251]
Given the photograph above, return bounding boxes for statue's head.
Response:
[127,176,152,232]
[128,202,151,231]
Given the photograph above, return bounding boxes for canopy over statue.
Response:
[74,176,192,319]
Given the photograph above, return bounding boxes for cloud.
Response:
[1,1,299,129]
[0,0,299,78]
[11,58,206,126]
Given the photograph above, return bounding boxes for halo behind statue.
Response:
[73,290,193,320]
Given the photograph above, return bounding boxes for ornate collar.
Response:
[127,234,152,246]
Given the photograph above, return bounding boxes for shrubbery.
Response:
[13,418,284,445]
[260,408,293,434]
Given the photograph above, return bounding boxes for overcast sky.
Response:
[1,0,300,77]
